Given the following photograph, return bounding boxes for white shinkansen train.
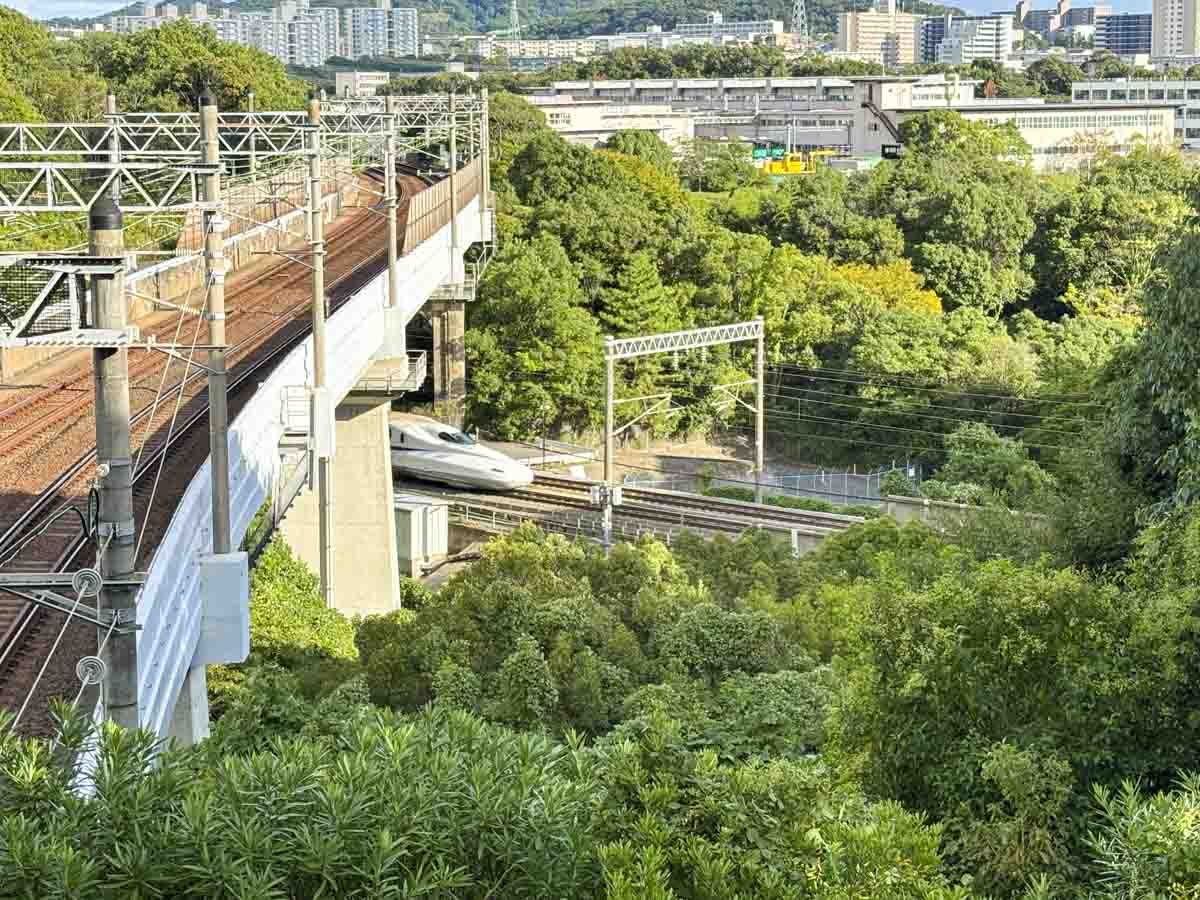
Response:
[389,414,534,491]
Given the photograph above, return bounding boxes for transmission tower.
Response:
[791,0,809,41]
[509,0,521,40]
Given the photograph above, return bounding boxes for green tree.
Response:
[598,251,680,337]
[602,129,675,172]
[93,19,305,112]
[725,165,905,265]
[466,234,604,438]
[678,138,762,193]
[487,90,548,192]
[937,422,1055,508]
[865,111,1037,315]
[1025,56,1085,98]
[1028,163,1190,315]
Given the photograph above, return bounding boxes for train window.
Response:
[438,430,476,446]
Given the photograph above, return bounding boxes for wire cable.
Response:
[133,229,212,561]
[12,585,86,730]
[765,362,1105,406]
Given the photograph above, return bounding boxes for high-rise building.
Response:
[936,15,1014,63]
[342,6,419,58]
[1095,12,1152,53]
[390,8,419,56]
[918,16,948,62]
[836,7,920,66]
[1153,0,1200,56]
[343,7,390,57]
[1062,4,1109,26]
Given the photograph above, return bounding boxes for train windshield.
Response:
[437,429,476,446]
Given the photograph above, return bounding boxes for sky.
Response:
[20,0,1151,21]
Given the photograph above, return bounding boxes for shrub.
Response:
[210,536,360,715]
[0,706,603,899]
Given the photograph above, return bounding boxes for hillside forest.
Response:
[6,9,1200,899]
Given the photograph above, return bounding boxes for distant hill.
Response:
[55,0,964,35]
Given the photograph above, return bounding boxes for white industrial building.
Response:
[530,75,1177,172]
[525,96,697,148]
[1073,77,1200,144]
[335,70,392,97]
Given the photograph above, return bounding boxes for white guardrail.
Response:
[135,196,486,736]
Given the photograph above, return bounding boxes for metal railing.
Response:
[356,351,427,393]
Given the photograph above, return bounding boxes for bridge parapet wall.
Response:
[136,196,483,737]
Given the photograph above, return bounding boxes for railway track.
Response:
[392,471,861,544]
[0,170,426,733]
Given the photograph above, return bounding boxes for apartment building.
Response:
[672,11,785,41]
[920,14,1016,63]
[1153,0,1200,56]
[341,6,418,58]
[937,15,1015,64]
[113,0,339,66]
[836,7,921,66]
[1095,13,1153,54]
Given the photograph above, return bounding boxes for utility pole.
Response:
[448,92,460,282]
[754,316,765,505]
[199,86,232,557]
[307,91,334,606]
[247,89,257,178]
[384,95,399,311]
[105,92,120,201]
[479,87,489,244]
[602,335,615,552]
[90,197,138,731]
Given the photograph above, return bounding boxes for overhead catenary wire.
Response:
[11,585,87,730]
[765,362,1105,407]
[133,220,213,561]
[761,388,1085,437]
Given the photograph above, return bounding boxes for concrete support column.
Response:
[431,299,466,427]
[280,400,401,616]
[167,664,210,745]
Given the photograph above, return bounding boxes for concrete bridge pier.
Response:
[430,297,467,427]
[280,394,403,617]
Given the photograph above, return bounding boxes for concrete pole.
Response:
[307,92,334,606]
[248,89,257,177]
[479,87,489,244]
[200,87,232,557]
[384,95,399,309]
[603,336,615,487]
[105,92,120,201]
[90,198,138,731]
[754,316,765,505]
[448,92,460,282]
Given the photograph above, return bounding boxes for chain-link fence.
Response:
[623,462,923,507]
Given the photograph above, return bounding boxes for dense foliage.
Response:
[8,514,1200,896]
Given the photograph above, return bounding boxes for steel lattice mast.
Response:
[792,0,809,41]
